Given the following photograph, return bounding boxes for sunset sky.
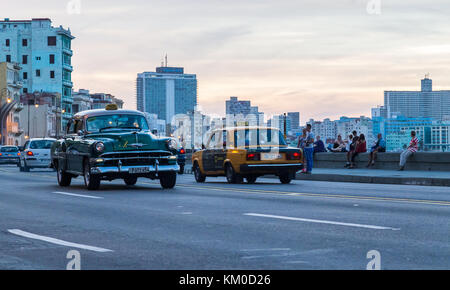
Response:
[4,0,450,124]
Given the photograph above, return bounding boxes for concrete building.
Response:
[225,96,263,126]
[0,62,23,145]
[383,77,450,121]
[287,112,300,130]
[19,92,62,143]
[137,64,197,124]
[72,89,92,114]
[0,18,75,129]
[91,93,123,110]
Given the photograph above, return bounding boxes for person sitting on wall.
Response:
[314,135,327,153]
[345,134,358,167]
[349,134,367,169]
[398,131,419,171]
[366,133,386,168]
[329,134,346,152]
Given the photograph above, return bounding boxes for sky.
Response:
[3,0,450,124]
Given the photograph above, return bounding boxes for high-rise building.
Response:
[225,96,263,126]
[384,76,450,121]
[287,112,300,130]
[0,18,75,128]
[136,65,197,123]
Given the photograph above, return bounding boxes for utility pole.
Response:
[283,113,287,139]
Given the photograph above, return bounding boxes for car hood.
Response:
[88,131,169,151]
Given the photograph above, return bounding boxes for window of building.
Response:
[22,55,28,64]
[23,72,27,80]
[36,70,40,77]
[50,71,55,79]
[6,55,11,62]
[5,39,10,47]
[36,56,41,61]
[23,88,28,94]
[47,36,57,46]
[49,54,55,64]
[22,39,27,47]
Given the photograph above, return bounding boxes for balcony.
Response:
[8,80,23,89]
[63,63,73,72]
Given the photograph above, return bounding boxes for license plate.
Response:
[129,167,150,174]
[261,153,281,160]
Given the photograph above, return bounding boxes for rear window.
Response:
[0,147,18,152]
[234,129,287,147]
[29,140,55,149]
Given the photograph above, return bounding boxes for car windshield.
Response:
[1,146,18,152]
[86,114,149,133]
[29,140,54,149]
[234,129,287,147]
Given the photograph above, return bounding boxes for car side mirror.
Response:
[78,130,85,136]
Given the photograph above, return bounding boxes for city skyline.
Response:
[4,0,450,122]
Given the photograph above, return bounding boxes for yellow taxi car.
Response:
[192,127,303,184]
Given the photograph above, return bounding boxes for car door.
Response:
[202,132,217,173]
[65,119,79,172]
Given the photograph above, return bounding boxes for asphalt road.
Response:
[0,164,449,269]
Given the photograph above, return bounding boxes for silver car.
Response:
[19,138,56,172]
[0,146,20,165]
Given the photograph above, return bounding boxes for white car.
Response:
[19,138,56,172]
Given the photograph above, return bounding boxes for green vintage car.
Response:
[51,105,179,190]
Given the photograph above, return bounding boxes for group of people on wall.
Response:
[296,128,419,172]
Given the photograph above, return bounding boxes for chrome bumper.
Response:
[91,164,180,174]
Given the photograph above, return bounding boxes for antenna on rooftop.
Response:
[165,54,168,67]
[425,73,430,79]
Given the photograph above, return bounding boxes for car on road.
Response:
[51,104,179,190]
[192,127,303,184]
[0,146,20,165]
[19,138,56,171]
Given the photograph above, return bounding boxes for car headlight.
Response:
[167,139,177,150]
[95,142,105,153]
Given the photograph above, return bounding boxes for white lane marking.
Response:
[8,229,113,253]
[53,191,103,199]
[244,213,400,230]
[241,248,291,252]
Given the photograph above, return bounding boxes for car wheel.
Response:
[57,164,72,186]
[279,173,293,184]
[159,171,177,189]
[246,176,257,184]
[193,163,206,183]
[19,160,24,172]
[124,176,138,186]
[178,164,185,175]
[84,161,100,190]
[225,163,242,184]
[22,160,30,172]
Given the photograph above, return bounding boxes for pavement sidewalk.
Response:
[295,168,450,187]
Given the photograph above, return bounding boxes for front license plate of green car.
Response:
[129,167,150,174]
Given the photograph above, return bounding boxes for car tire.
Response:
[21,160,30,172]
[84,161,101,190]
[159,171,177,189]
[279,173,293,184]
[57,164,72,187]
[193,163,206,183]
[19,160,24,172]
[178,164,185,175]
[124,176,138,186]
[225,163,242,184]
[246,176,257,184]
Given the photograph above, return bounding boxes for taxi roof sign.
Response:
[105,103,118,110]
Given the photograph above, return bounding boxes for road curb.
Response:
[295,173,450,187]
